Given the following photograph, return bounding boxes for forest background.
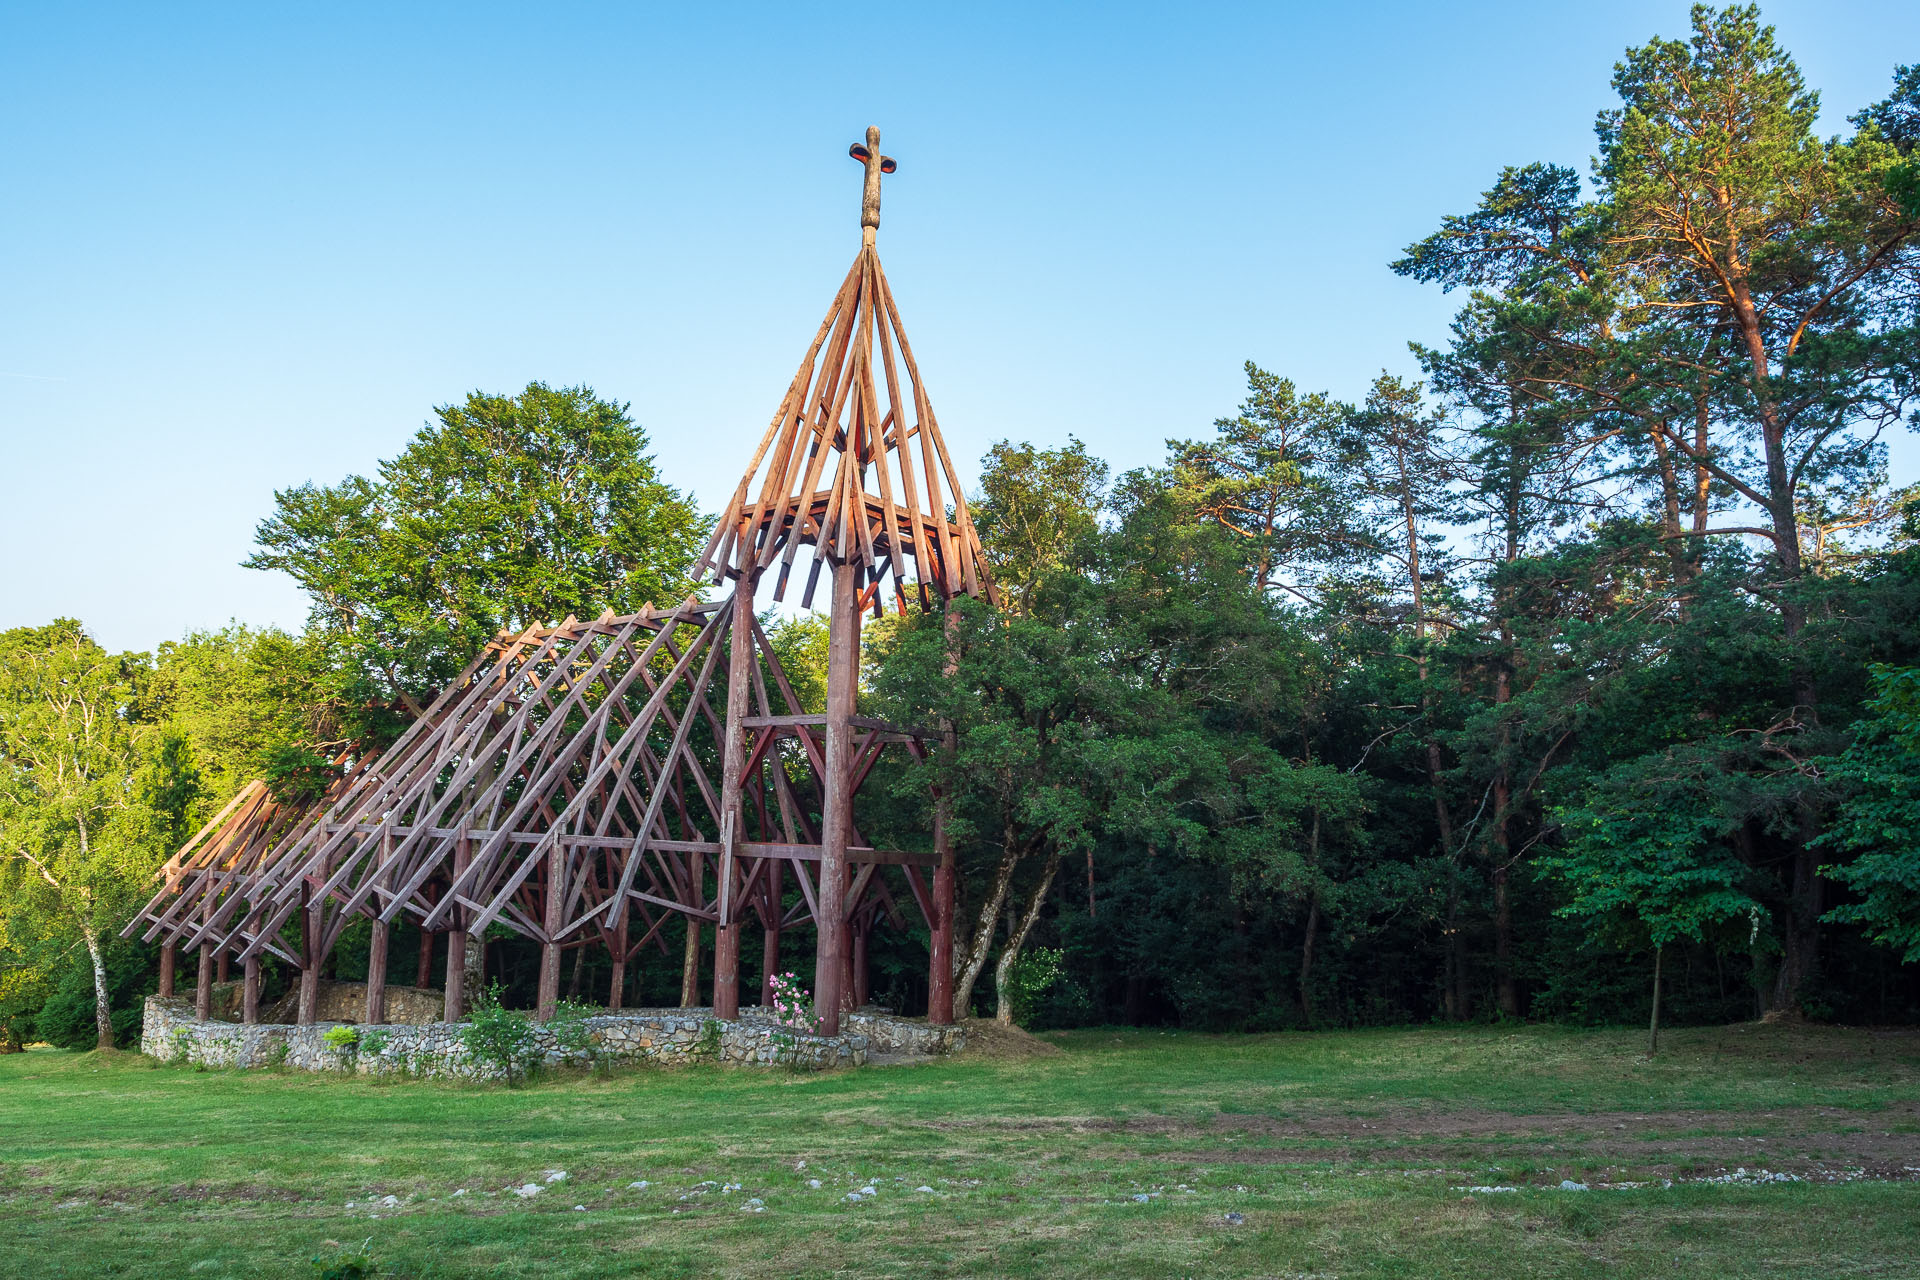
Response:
[5,6,1920,1051]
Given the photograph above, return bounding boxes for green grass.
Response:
[3,1021,1917,1278]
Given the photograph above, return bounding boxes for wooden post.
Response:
[853,918,870,1009]
[216,951,230,984]
[681,913,703,1008]
[929,808,956,1024]
[416,928,434,989]
[760,861,783,1009]
[815,559,859,1035]
[537,840,565,1021]
[242,955,261,1024]
[609,914,628,1011]
[446,836,471,1021]
[195,944,214,1020]
[365,918,389,1025]
[928,600,960,1024]
[298,890,322,1025]
[713,587,754,1020]
[444,936,467,1021]
[157,944,176,998]
[366,829,392,1024]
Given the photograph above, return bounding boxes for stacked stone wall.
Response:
[141,997,961,1079]
[845,1010,966,1056]
[258,980,445,1026]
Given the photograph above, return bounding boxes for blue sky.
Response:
[3,2,1915,653]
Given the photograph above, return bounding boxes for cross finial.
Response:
[848,125,896,241]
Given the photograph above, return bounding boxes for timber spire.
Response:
[692,126,994,615]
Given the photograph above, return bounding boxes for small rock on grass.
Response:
[1223,1212,1245,1226]
[545,1170,569,1184]
[1559,1180,1589,1191]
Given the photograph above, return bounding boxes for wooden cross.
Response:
[848,125,896,232]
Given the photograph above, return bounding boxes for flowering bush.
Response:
[766,972,813,1032]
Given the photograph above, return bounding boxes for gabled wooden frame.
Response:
[128,128,984,1036]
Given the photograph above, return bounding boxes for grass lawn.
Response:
[2,1020,1917,1278]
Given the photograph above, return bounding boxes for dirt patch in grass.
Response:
[1165,1103,1920,1173]
[956,1019,1061,1060]
[918,1100,1920,1173]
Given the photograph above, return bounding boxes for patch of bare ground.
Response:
[923,1100,1920,1173]
[956,1018,1061,1059]
[1166,1104,1920,1172]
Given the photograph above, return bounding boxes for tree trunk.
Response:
[1493,860,1516,1017]
[1491,659,1518,1017]
[1771,839,1824,1015]
[1648,946,1664,1057]
[951,844,1020,1019]
[1647,425,1696,585]
[1298,899,1320,1025]
[993,852,1061,1026]
[1443,866,1464,1020]
[1299,805,1322,1024]
[83,922,114,1051]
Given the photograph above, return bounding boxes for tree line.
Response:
[5,5,1917,1048]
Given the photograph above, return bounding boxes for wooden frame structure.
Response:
[127,127,990,1035]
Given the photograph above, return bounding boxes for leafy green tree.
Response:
[140,624,340,819]
[1395,6,1920,1013]
[1545,744,1774,1050]
[247,383,709,724]
[0,622,170,1049]
[973,438,1108,615]
[1818,665,1920,961]
[1160,363,1363,600]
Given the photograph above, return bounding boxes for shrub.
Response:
[310,1238,377,1279]
[322,1025,360,1052]
[1004,947,1065,1027]
[549,1000,600,1068]
[459,983,535,1085]
[765,972,813,1071]
[766,972,813,1030]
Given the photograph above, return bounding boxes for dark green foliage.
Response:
[31,942,149,1050]
[1819,666,1920,961]
[246,382,709,726]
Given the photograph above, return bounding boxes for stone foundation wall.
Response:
[138,996,960,1079]
[258,980,445,1026]
[845,1010,966,1056]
